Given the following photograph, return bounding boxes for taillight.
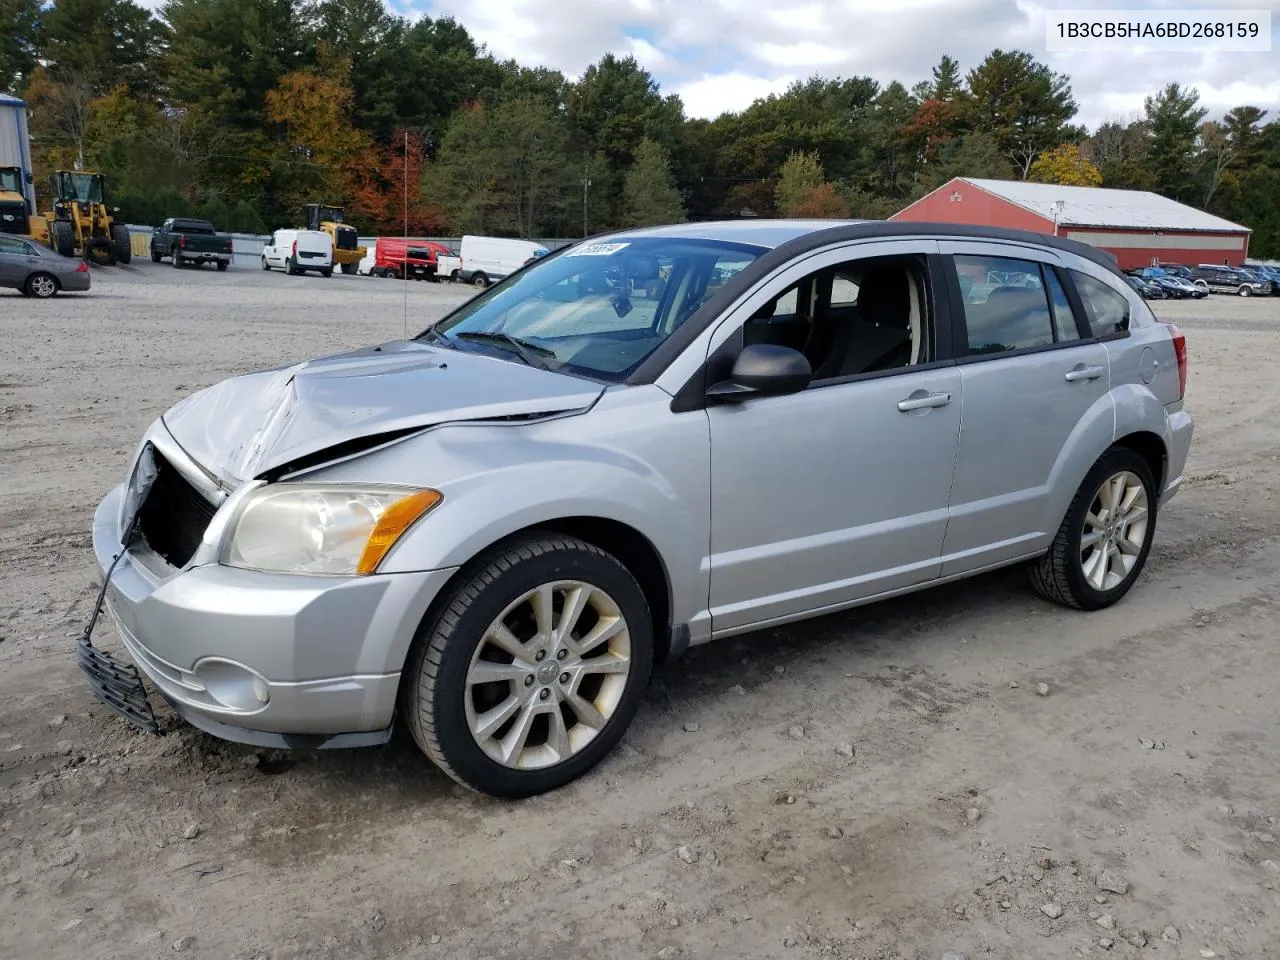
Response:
[227,239,233,253]
[1168,324,1187,399]
[179,235,187,249]
[76,261,88,273]
[292,240,298,257]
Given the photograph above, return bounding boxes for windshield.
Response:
[422,236,765,382]
[59,173,103,203]
[0,169,21,193]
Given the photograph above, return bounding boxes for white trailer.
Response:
[0,93,37,214]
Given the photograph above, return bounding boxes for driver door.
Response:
[700,239,963,633]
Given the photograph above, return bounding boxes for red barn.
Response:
[891,177,1251,270]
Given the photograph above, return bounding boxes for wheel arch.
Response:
[1112,429,1166,495]
[405,515,678,668]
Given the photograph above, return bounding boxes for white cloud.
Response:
[124,0,1280,128]
[673,72,797,120]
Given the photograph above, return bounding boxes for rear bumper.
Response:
[91,483,457,741]
[58,271,91,292]
[1161,408,1194,504]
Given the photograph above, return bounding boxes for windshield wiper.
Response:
[455,331,555,370]
[419,326,456,349]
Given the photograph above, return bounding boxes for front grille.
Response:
[136,451,218,568]
[335,227,357,251]
[0,202,27,234]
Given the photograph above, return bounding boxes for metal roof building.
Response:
[891,177,1251,269]
[0,92,36,213]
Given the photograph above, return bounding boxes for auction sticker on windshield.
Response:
[564,242,630,257]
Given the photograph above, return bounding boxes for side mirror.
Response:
[706,343,811,403]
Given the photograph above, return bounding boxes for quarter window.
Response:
[1072,272,1130,337]
[954,255,1059,355]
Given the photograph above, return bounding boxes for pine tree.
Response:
[622,138,684,226]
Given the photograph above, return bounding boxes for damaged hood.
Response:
[161,340,605,484]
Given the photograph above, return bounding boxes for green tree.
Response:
[931,54,962,101]
[918,131,1015,191]
[775,151,826,214]
[1143,82,1207,202]
[1087,119,1155,190]
[1221,105,1267,171]
[41,0,163,94]
[962,49,1079,178]
[566,54,684,170]
[622,138,684,227]
[163,0,313,129]
[0,0,41,94]
[1028,143,1101,186]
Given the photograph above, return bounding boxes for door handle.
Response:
[1064,364,1104,382]
[897,390,952,412]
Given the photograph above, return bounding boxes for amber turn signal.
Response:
[356,489,443,574]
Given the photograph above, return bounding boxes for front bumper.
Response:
[91,483,457,744]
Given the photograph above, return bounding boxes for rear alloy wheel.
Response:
[25,272,59,299]
[402,536,653,798]
[1030,448,1157,610]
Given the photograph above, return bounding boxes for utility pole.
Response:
[582,171,591,238]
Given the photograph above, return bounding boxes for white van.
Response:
[457,235,549,287]
[261,229,333,276]
[356,245,378,276]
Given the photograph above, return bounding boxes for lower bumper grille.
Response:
[136,451,217,568]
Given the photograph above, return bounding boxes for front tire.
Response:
[1030,448,1158,610]
[150,245,161,264]
[321,267,333,277]
[401,535,653,798]
[111,224,131,264]
[1239,286,1251,297]
[472,272,489,288]
[50,220,75,258]
[340,262,356,275]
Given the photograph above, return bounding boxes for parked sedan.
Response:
[1126,275,1166,299]
[86,220,1192,797]
[1151,276,1204,299]
[0,234,90,297]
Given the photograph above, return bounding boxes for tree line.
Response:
[3,0,1277,255]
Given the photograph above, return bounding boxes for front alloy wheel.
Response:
[402,535,653,797]
[465,581,632,770]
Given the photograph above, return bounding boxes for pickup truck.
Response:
[150,218,233,271]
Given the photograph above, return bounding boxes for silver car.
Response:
[0,234,91,297]
[87,221,1193,797]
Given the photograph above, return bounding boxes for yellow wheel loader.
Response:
[42,170,131,265]
[303,204,365,275]
[0,165,50,248]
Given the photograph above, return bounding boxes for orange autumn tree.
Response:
[348,129,445,234]
[264,61,370,214]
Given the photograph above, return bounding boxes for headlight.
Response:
[221,485,442,576]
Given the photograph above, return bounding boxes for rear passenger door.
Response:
[938,242,1114,576]
[0,236,33,284]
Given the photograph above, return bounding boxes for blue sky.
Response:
[409,0,1280,127]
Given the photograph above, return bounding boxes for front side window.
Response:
[954,255,1058,354]
[741,254,932,381]
[0,236,27,255]
[426,237,765,382]
[1072,271,1130,337]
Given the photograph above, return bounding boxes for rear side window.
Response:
[954,255,1057,355]
[1072,272,1130,337]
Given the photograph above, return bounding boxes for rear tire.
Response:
[111,224,131,264]
[86,236,114,265]
[1029,447,1158,611]
[285,257,298,276]
[216,260,228,272]
[171,250,183,268]
[401,535,654,798]
[150,245,161,264]
[472,272,489,288]
[50,220,75,258]
[25,272,59,299]
[321,267,333,278]
[340,262,356,275]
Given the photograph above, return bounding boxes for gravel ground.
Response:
[2,263,1280,960]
